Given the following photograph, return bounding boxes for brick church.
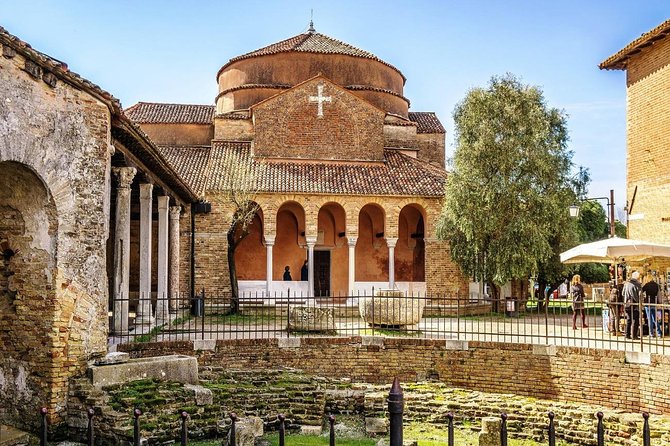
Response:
[0,24,468,430]
[125,24,468,300]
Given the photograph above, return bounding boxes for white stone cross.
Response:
[309,84,332,117]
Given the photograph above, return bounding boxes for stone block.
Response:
[625,351,651,365]
[185,384,213,405]
[288,306,336,332]
[365,417,388,434]
[94,352,129,366]
[88,355,198,388]
[278,338,301,348]
[225,416,263,446]
[359,292,426,326]
[479,417,501,446]
[193,339,217,351]
[300,425,322,435]
[532,345,556,356]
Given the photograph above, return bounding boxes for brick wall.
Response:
[119,337,670,416]
[624,36,670,241]
[253,77,385,161]
[0,46,111,429]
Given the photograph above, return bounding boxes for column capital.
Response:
[265,235,276,247]
[306,235,317,247]
[112,167,136,189]
[386,237,398,248]
[169,205,182,219]
[157,195,170,209]
[139,182,153,199]
[347,236,358,247]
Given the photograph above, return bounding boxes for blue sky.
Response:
[3,1,669,215]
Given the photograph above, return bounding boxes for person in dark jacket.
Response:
[623,271,642,339]
[300,260,308,281]
[642,275,661,337]
[571,274,588,330]
[283,265,292,281]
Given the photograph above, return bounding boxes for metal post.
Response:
[40,407,48,446]
[329,414,335,446]
[87,408,95,446]
[596,411,604,446]
[278,414,285,446]
[446,412,454,446]
[181,411,188,446]
[133,408,141,446]
[642,412,650,446]
[609,189,615,238]
[201,288,205,341]
[548,411,555,446]
[229,413,237,446]
[388,377,404,446]
[500,413,508,446]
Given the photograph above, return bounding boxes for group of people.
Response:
[571,272,666,338]
[283,261,309,281]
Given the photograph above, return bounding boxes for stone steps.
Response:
[0,425,30,446]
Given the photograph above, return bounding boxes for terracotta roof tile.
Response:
[125,102,215,124]
[207,142,445,197]
[156,145,212,198]
[600,18,670,70]
[408,112,445,134]
[220,31,404,81]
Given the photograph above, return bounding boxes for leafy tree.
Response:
[437,74,585,305]
[219,149,265,314]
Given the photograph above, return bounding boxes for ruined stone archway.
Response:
[0,161,58,430]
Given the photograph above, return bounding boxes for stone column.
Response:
[169,205,181,311]
[112,167,136,335]
[306,236,317,298]
[136,182,154,330]
[265,235,275,296]
[348,237,357,295]
[155,196,170,325]
[387,237,398,289]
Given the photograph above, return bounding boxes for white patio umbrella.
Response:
[560,237,670,264]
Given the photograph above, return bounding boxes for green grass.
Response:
[207,312,276,324]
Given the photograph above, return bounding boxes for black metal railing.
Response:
[38,379,655,445]
[108,290,670,354]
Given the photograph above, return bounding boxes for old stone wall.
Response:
[624,36,670,242]
[73,357,670,445]
[119,337,670,417]
[0,44,111,429]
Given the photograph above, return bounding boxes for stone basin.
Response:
[358,290,426,327]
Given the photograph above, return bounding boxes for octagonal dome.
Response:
[216,29,409,117]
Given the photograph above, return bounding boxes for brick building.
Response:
[600,18,670,279]
[0,27,197,430]
[125,26,468,300]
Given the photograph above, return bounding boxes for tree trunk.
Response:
[537,280,547,312]
[488,281,501,313]
[227,224,239,314]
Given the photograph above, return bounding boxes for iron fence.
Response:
[38,379,654,446]
[108,291,670,354]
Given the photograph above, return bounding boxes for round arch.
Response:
[316,202,347,296]
[396,204,426,282]
[356,203,388,282]
[275,201,306,282]
[234,203,265,280]
[0,161,58,429]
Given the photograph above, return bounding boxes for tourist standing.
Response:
[571,274,588,329]
[623,271,642,339]
[642,275,661,337]
[283,265,292,281]
[300,260,308,281]
[608,280,623,335]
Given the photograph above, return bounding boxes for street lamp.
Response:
[569,189,616,238]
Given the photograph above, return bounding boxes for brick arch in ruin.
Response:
[234,202,265,281]
[397,203,427,282]
[0,161,59,429]
[274,201,306,282]
[357,203,389,283]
